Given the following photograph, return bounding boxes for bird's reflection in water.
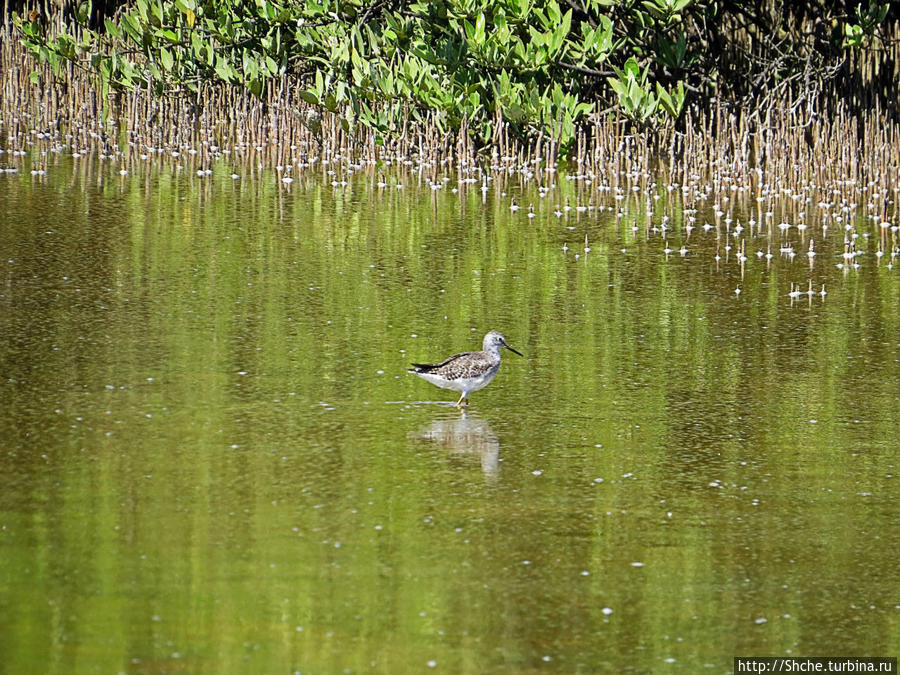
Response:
[411,409,500,478]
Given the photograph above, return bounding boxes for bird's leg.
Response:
[455,392,467,407]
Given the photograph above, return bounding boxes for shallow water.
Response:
[0,154,897,673]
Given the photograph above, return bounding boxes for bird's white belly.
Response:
[418,366,498,394]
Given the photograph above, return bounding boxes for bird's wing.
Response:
[409,351,478,373]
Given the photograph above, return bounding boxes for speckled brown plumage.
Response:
[408,331,522,406]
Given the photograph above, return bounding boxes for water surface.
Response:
[1,153,897,673]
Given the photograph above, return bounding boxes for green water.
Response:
[0,155,897,673]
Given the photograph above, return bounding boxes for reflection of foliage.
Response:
[13,0,892,153]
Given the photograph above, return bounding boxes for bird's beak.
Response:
[504,343,523,357]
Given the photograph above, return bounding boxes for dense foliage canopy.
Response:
[15,0,893,154]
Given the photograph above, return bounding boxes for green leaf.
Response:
[120,14,142,44]
[494,12,507,38]
[104,19,121,39]
[607,76,628,99]
[575,102,593,117]
[135,0,149,23]
[214,55,235,82]
[159,46,174,71]
[550,9,572,55]
[314,69,323,96]
[546,1,561,24]
[474,12,485,43]
[656,82,674,115]
[622,57,640,79]
[505,103,525,122]
[463,19,475,41]
[149,0,163,26]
